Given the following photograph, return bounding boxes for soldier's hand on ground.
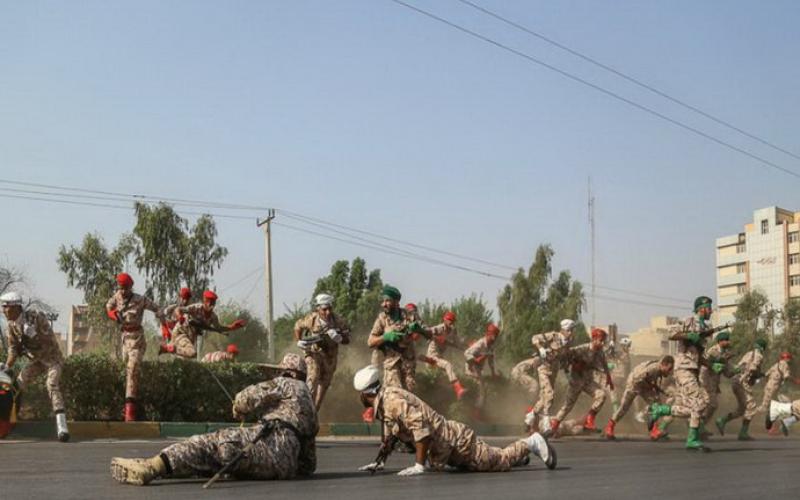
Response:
[397,463,427,476]
[358,461,384,472]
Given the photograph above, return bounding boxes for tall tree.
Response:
[419,294,493,341]
[730,289,770,355]
[312,258,383,333]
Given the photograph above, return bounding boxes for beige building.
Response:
[67,305,101,355]
[627,316,680,358]
[716,206,800,326]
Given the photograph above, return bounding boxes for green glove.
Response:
[408,322,424,334]
[383,331,403,343]
[607,362,616,370]
[686,332,701,344]
[732,366,742,375]
[711,362,725,374]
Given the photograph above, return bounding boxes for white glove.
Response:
[297,340,310,350]
[397,463,427,476]
[538,348,548,359]
[325,328,343,344]
[609,340,616,348]
[358,461,384,472]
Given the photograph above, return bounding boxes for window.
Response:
[791,275,800,287]
[737,284,747,294]
[791,254,800,265]
[736,263,746,273]
[790,232,799,243]
[736,243,746,253]
[761,219,769,234]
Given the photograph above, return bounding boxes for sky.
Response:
[1,0,799,335]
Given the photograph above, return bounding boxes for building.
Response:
[715,206,800,326]
[627,316,680,358]
[67,305,101,355]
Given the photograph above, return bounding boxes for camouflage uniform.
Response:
[294,311,350,409]
[669,316,710,428]
[464,337,495,408]
[554,343,608,422]
[170,303,227,360]
[511,357,542,403]
[729,349,765,421]
[377,386,529,471]
[611,360,667,423]
[530,331,571,417]
[760,359,792,412]
[6,310,65,412]
[160,376,318,479]
[201,351,236,363]
[370,310,416,391]
[605,347,631,408]
[698,343,737,421]
[419,323,460,383]
[106,291,163,399]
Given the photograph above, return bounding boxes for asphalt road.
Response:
[3,436,799,500]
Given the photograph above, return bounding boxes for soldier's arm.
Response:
[336,316,352,344]
[232,379,283,419]
[293,316,309,341]
[388,399,433,445]
[144,296,166,323]
[464,341,479,361]
[367,317,386,348]
[5,332,20,368]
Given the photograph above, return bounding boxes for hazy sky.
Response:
[1,1,799,335]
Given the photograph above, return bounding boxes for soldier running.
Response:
[294,293,351,411]
[759,352,800,432]
[367,285,419,393]
[0,292,70,442]
[604,356,674,440]
[159,287,192,342]
[605,337,632,412]
[511,355,542,429]
[201,344,240,363]
[464,323,501,417]
[353,365,556,475]
[418,311,467,400]
[159,290,247,359]
[716,338,767,440]
[105,273,165,422]
[529,319,576,431]
[110,353,317,486]
[551,328,612,435]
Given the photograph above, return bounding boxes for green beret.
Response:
[755,338,768,350]
[715,331,730,342]
[694,296,712,312]
[381,285,401,301]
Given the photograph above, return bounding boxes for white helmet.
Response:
[560,319,575,331]
[0,292,23,306]
[620,337,632,346]
[353,365,381,392]
[314,293,334,308]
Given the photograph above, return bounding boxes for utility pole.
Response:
[257,209,276,362]
[588,177,596,327]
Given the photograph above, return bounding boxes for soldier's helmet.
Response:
[0,291,23,307]
[278,353,307,375]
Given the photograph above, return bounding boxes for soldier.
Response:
[464,323,501,415]
[367,285,419,395]
[105,273,165,422]
[695,331,737,437]
[201,344,239,363]
[511,355,541,428]
[551,328,612,435]
[648,296,716,451]
[418,311,467,400]
[159,287,192,342]
[159,290,247,360]
[604,355,674,440]
[529,319,576,431]
[293,293,351,411]
[605,337,632,412]
[0,292,69,442]
[110,353,317,486]
[766,398,800,436]
[759,352,800,420]
[716,338,767,440]
[352,365,556,475]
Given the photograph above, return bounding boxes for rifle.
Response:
[202,420,274,489]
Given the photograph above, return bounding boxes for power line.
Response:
[455,0,800,163]
[387,0,800,180]
[219,265,265,292]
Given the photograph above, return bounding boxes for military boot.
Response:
[738,420,752,441]
[647,403,671,431]
[715,414,730,436]
[685,427,709,452]
[110,456,167,486]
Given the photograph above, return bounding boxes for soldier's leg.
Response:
[125,337,146,400]
[533,367,555,415]
[511,362,539,402]
[370,349,383,368]
[675,370,705,428]
[172,333,197,359]
[435,358,458,384]
[742,382,758,421]
[304,353,322,406]
[587,380,607,414]
[44,360,65,413]
[315,352,337,410]
[466,438,530,472]
[760,381,779,413]
[611,388,637,422]
[383,361,403,389]
[554,380,582,421]
[16,361,45,402]
[727,380,747,421]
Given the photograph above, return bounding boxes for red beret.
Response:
[443,311,456,322]
[179,287,192,300]
[116,273,133,287]
[227,344,239,354]
[203,290,218,301]
[486,324,500,336]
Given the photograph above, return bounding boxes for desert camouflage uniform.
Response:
[760,359,792,412]
[511,357,542,403]
[160,376,318,479]
[605,346,631,408]
[377,386,528,471]
[201,351,235,363]
[698,343,737,421]
[669,316,711,428]
[370,310,416,391]
[554,343,608,421]
[106,291,163,399]
[729,349,765,421]
[611,360,667,422]
[169,303,227,360]
[294,311,350,409]
[464,337,495,408]
[418,323,460,383]
[530,331,571,416]
[6,309,65,412]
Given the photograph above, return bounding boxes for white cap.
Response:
[314,293,334,307]
[353,365,381,392]
[560,319,575,331]
[620,337,632,346]
[0,292,23,306]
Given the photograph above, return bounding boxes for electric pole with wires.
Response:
[257,209,276,362]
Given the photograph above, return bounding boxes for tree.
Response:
[312,257,383,333]
[419,294,493,341]
[496,244,586,362]
[730,289,770,356]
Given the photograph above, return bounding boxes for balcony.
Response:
[717,253,747,268]
[717,294,741,307]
